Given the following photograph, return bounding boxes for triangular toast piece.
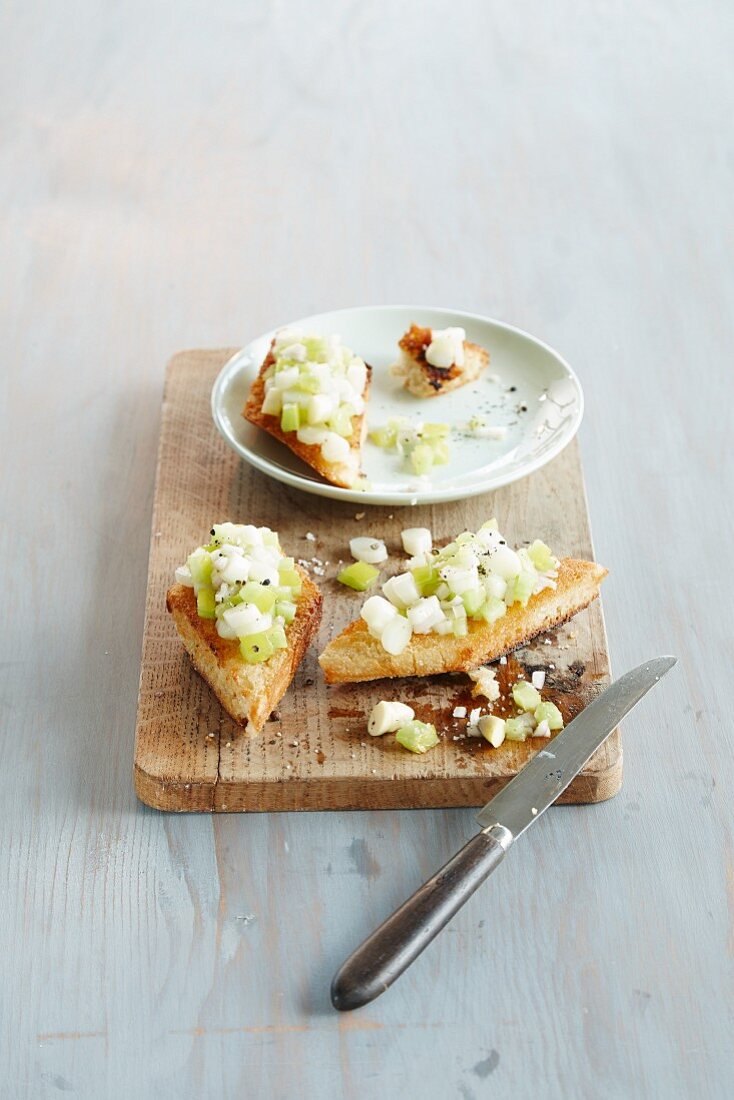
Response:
[244,342,371,489]
[167,565,322,734]
[319,558,606,684]
[391,324,489,398]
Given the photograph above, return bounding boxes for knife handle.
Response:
[331,828,509,1011]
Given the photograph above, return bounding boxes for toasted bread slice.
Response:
[243,343,372,489]
[319,558,606,684]
[167,566,322,734]
[391,324,489,398]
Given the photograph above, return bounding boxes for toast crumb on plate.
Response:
[244,332,371,489]
[391,323,489,398]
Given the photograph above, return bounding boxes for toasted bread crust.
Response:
[318,558,607,684]
[167,566,322,734]
[391,323,489,397]
[243,343,371,488]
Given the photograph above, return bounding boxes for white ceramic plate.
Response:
[211,305,583,507]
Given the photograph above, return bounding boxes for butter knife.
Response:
[331,655,677,1011]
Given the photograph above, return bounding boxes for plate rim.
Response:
[211,303,584,506]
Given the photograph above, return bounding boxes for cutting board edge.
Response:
[134,729,622,813]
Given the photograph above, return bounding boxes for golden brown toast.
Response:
[167,565,322,734]
[319,558,607,684]
[391,324,489,398]
[243,343,371,489]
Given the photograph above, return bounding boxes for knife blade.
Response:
[331,655,677,1012]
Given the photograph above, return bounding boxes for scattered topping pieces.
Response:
[467,416,508,441]
[401,527,433,559]
[534,701,564,731]
[368,701,415,737]
[396,720,439,754]
[477,715,506,748]
[369,417,451,476]
[452,706,467,719]
[531,670,546,690]
[337,561,380,591]
[305,532,316,541]
[468,666,500,703]
[425,327,465,369]
[512,681,543,713]
[468,707,482,726]
[349,536,387,564]
[505,714,536,742]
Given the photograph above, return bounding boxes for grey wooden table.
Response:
[2,2,732,1097]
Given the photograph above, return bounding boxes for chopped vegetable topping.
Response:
[337,561,380,591]
[263,330,368,466]
[349,536,387,564]
[369,417,451,476]
[368,701,415,736]
[396,720,439,754]
[512,680,543,713]
[358,519,560,656]
[174,523,301,664]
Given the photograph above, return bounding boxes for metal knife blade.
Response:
[476,655,677,837]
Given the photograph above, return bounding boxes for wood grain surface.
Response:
[135,350,619,812]
[2,2,732,1098]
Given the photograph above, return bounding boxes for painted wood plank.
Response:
[1,1,733,1096]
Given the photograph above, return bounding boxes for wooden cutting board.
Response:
[134,349,621,812]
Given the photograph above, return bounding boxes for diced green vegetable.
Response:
[240,582,277,613]
[196,587,216,620]
[513,569,536,607]
[411,564,441,596]
[410,443,435,476]
[527,539,555,572]
[431,440,450,465]
[280,403,300,433]
[303,335,329,360]
[187,549,213,588]
[505,714,536,741]
[275,599,297,624]
[534,701,564,731]
[337,561,379,591]
[395,720,439,754]
[292,374,321,394]
[239,631,275,664]
[266,624,288,651]
[452,617,469,637]
[369,425,398,448]
[330,404,354,438]
[462,588,485,616]
[277,567,302,595]
[512,680,542,712]
[421,422,450,440]
[480,596,507,624]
